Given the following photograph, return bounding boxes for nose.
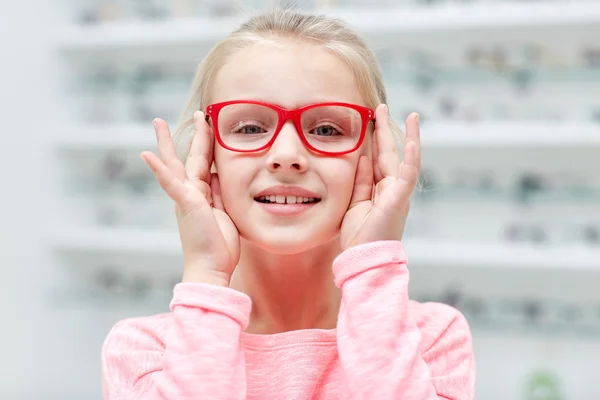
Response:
[266,121,309,173]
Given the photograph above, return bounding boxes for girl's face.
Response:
[211,40,373,254]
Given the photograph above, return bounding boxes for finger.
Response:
[397,142,419,187]
[404,112,422,171]
[374,104,400,180]
[211,173,224,211]
[348,156,374,209]
[141,151,191,206]
[186,111,214,184]
[371,124,383,182]
[154,118,186,181]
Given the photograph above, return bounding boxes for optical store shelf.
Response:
[48,227,600,270]
[51,122,600,150]
[55,2,600,51]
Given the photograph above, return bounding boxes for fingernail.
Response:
[152,118,159,128]
[415,112,419,122]
[384,104,388,115]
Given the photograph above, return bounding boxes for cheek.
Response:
[322,159,359,206]
[213,152,248,207]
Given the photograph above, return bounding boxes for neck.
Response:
[229,238,342,335]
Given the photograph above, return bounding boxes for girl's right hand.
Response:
[141,111,240,287]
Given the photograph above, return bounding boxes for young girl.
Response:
[101,9,476,400]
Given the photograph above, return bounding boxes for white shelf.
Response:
[406,239,600,270]
[421,122,600,148]
[49,227,600,270]
[55,2,600,51]
[52,124,157,150]
[51,122,600,150]
[50,227,181,254]
[56,15,245,51]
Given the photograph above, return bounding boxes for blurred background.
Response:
[2,0,600,399]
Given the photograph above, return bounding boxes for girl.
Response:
[101,9,476,400]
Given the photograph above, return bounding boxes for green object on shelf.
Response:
[525,370,562,400]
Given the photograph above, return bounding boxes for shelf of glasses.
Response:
[461,321,600,341]
[48,227,600,270]
[55,2,600,51]
[412,188,600,205]
[51,122,600,150]
[48,288,600,340]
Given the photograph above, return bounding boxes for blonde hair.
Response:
[173,8,404,160]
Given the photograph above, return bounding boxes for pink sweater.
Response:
[101,241,476,399]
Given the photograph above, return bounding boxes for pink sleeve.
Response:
[333,241,476,400]
[101,283,251,400]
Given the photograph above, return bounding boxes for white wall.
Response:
[0,2,82,398]
[1,4,45,398]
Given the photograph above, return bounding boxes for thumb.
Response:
[348,156,373,209]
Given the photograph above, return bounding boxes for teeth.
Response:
[257,195,319,204]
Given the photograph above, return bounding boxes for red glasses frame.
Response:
[204,100,376,155]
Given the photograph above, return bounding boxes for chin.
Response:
[242,225,340,255]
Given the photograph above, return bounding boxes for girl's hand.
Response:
[141,112,240,287]
[340,105,421,250]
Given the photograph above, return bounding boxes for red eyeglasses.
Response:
[205,100,375,155]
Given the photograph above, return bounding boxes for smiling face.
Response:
[210,39,373,254]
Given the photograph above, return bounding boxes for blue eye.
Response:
[234,124,267,135]
[311,125,341,137]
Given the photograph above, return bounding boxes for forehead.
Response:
[210,40,365,108]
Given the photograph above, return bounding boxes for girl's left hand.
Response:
[340,105,421,250]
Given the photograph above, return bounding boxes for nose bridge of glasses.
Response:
[278,108,303,132]
[269,106,299,138]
